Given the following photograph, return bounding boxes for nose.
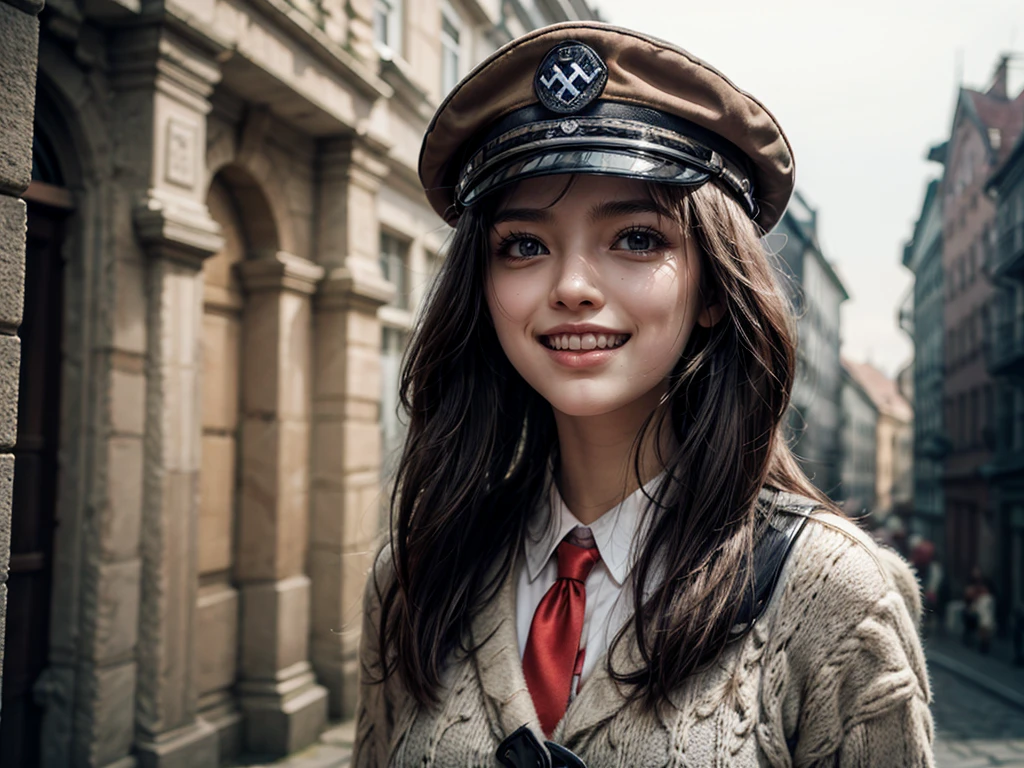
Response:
[549,252,604,311]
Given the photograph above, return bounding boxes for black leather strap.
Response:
[496,726,588,768]
[496,726,551,768]
[729,493,814,637]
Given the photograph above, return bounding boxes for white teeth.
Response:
[544,333,628,351]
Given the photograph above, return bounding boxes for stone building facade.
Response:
[902,176,946,548]
[938,59,1024,597]
[986,125,1024,635]
[839,358,879,517]
[773,191,849,498]
[0,1,598,766]
[0,0,42,760]
[842,359,913,523]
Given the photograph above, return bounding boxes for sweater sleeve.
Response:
[774,518,935,768]
[809,590,934,768]
[352,549,394,768]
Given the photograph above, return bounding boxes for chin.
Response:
[533,386,636,418]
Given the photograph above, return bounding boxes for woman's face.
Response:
[486,174,711,419]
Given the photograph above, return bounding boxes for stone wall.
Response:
[0,0,40,722]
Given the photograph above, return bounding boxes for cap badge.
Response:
[534,41,607,114]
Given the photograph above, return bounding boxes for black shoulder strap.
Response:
[496,725,588,768]
[729,493,814,637]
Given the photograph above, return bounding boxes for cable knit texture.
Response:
[354,506,934,767]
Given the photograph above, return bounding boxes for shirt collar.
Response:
[524,471,666,587]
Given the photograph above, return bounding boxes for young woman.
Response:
[355,22,934,767]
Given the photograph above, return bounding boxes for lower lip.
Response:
[541,342,625,368]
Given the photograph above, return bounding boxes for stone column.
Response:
[235,252,329,754]
[117,25,226,768]
[309,137,393,717]
[0,0,40,726]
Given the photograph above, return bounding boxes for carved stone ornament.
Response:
[165,118,198,188]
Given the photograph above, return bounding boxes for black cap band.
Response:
[455,101,757,217]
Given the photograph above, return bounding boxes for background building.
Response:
[843,359,914,526]
[938,58,1024,596]
[0,1,600,766]
[902,176,946,549]
[773,191,849,498]
[985,124,1024,635]
[840,358,879,518]
[894,361,915,520]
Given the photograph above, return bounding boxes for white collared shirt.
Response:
[516,473,663,685]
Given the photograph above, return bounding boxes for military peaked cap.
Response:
[418,22,795,232]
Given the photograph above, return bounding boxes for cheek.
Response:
[624,261,701,341]
[486,270,542,331]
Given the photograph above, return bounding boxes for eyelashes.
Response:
[494,230,548,261]
[493,225,673,262]
[611,225,671,253]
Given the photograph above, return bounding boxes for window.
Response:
[424,249,442,295]
[380,325,407,479]
[970,389,979,447]
[379,231,412,484]
[380,231,409,310]
[983,384,994,448]
[373,0,403,52]
[440,4,462,96]
[958,393,967,449]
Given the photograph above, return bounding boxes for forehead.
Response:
[496,174,656,212]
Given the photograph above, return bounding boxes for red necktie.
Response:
[522,540,602,737]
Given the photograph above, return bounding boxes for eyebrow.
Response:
[492,207,553,225]
[587,199,672,222]
[492,198,671,226]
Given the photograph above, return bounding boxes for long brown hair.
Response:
[375,178,836,708]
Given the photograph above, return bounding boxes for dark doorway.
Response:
[0,129,72,767]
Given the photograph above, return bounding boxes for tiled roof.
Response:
[841,358,913,422]
[963,86,1024,164]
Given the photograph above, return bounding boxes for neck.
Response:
[553,393,674,526]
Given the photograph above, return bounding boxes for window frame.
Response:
[373,0,404,55]
[440,2,463,96]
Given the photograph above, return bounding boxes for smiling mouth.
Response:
[539,333,630,351]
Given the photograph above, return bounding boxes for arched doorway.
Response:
[195,174,248,759]
[0,126,73,767]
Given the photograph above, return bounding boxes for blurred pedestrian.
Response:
[963,567,996,653]
[911,539,945,637]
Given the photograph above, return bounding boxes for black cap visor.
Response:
[459,147,710,206]
[454,104,757,217]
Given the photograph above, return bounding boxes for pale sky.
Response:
[595,0,1024,376]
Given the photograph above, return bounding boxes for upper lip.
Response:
[538,323,630,337]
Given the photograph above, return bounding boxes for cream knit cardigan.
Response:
[354,508,935,767]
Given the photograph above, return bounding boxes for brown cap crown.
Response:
[418,22,795,232]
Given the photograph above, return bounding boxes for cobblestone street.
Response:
[932,663,1024,767]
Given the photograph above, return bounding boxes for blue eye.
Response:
[496,234,549,260]
[612,227,669,253]
[512,238,545,257]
